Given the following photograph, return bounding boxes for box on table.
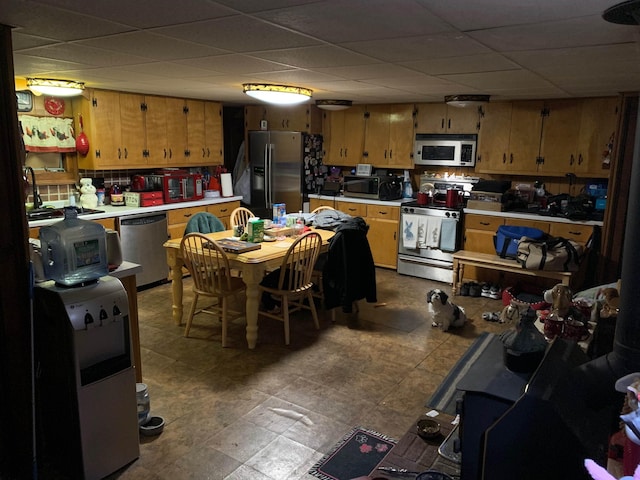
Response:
[247,218,264,242]
[124,191,164,207]
[467,199,504,211]
[470,191,503,203]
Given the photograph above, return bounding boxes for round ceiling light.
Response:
[444,95,490,108]
[315,99,353,111]
[26,78,85,97]
[243,83,312,105]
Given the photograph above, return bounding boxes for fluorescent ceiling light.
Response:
[315,99,353,111]
[27,78,85,97]
[445,95,490,108]
[243,83,312,105]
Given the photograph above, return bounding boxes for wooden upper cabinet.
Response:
[476,101,512,172]
[244,104,322,133]
[575,97,620,177]
[204,101,223,164]
[414,103,480,134]
[537,99,583,176]
[506,100,545,174]
[323,106,366,165]
[186,99,206,161]
[164,97,188,164]
[144,95,169,165]
[363,104,414,168]
[73,90,146,169]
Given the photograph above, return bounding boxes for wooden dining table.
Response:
[163,228,335,349]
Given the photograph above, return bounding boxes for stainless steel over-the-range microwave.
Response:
[414,133,477,167]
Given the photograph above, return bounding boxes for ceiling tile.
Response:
[253,45,380,69]
[177,54,295,75]
[400,53,520,75]
[18,43,152,67]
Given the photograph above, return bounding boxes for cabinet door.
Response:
[538,99,582,175]
[367,217,398,269]
[186,99,206,162]
[335,200,366,217]
[575,97,620,177]
[415,103,448,133]
[144,95,169,165]
[504,217,550,233]
[208,200,239,229]
[323,110,345,164]
[508,100,544,174]
[364,105,390,165]
[204,101,223,164]
[165,97,188,164]
[463,229,500,254]
[446,105,481,133]
[387,104,414,169]
[476,102,512,173]
[265,105,309,131]
[548,223,593,246]
[119,92,146,167]
[245,105,266,131]
[343,106,366,164]
[82,90,122,168]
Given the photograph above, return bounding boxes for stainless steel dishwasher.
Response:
[118,212,169,288]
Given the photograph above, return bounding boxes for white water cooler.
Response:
[34,276,139,479]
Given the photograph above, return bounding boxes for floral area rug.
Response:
[308,426,396,480]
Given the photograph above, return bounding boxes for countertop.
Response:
[309,194,604,226]
[28,196,244,228]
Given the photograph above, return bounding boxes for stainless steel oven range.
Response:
[397,202,463,283]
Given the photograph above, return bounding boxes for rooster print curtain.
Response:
[20,115,76,152]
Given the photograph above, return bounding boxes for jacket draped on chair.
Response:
[322,217,377,313]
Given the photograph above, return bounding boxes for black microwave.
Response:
[342,175,403,200]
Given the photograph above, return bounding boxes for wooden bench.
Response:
[452,250,574,295]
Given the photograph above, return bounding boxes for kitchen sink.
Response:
[27,206,105,220]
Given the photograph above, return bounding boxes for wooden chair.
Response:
[311,205,335,214]
[230,207,256,228]
[258,232,322,345]
[180,233,246,347]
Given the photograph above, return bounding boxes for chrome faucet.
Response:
[24,166,41,209]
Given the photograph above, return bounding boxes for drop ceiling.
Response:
[2,0,640,105]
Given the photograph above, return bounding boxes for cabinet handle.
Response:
[169,149,172,159]
[345,148,348,157]
[384,149,387,159]
[480,221,490,226]
[202,148,206,158]
[220,208,228,213]
[340,148,343,157]
[578,153,583,165]
[184,213,193,218]
[441,118,445,130]
[96,149,101,158]
[118,148,121,159]
[348,208,357,212]
[568,231,582,236]
[448,119,451,130]
[502,153,506,164]
[389,149,392,158]
[570,154,574,165]
[378,211,388,215]
[207,148,210,157]
[124,148,128,159]
[510,153,513,164]
[164,149,167,159]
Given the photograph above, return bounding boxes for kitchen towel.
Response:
[440,218,457,252]
[425,217,442,248]
[220,173,234,197]
[402,214,419,249]
[416,216,428,248]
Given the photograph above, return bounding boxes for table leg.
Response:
[452,259,459,295]
[165,248,184,326]
[242,265,264,349]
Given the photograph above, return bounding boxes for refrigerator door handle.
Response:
[264,143,270,207]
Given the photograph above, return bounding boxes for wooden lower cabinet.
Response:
[207,201,239,229]
[167,201,238,239]
[463,214,504,254]
[366,204,399,269]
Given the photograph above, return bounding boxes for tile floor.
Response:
[109,269,512,479]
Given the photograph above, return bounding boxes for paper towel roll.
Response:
[221,173,233,197]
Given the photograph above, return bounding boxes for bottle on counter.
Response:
[294,211,305,237]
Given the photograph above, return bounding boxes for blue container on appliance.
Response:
[495,225,545,258]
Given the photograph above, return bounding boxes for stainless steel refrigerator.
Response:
[249,131,304,217]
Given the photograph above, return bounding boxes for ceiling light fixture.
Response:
[445,94,490,108]
[243,83,312,105]
[315,99,353,111]
[27,78,85,97]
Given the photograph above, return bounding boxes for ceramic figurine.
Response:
[79,178,98,209]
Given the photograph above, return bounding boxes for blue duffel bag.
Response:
[494,225,545,258]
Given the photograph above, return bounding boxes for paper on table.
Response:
[273,241,292,248]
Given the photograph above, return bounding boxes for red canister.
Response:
[417,191,428,205]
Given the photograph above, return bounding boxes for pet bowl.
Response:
[415,470,454,480]
[139,415,165,436]
[416,418,441,440]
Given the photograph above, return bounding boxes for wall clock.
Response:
[16,91,33,112]
[44,96,65,115]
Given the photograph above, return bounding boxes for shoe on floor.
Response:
[482,311,500,322]
[489,284,502,299]
[481,283,492,298]
[459,283,470,296]
[469,282,482,297]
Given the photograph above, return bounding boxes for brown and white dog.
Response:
[427,289,467,331]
